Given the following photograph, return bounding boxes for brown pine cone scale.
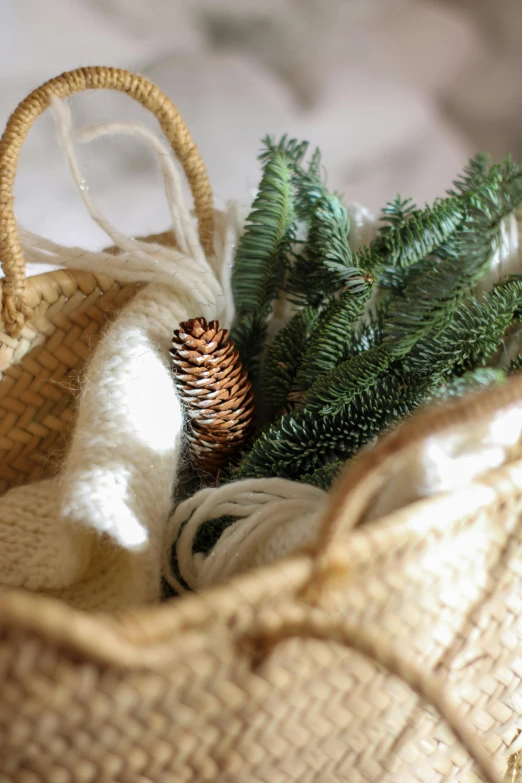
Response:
[170,317,254,478]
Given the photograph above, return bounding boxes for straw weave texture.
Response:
[0,270,138,494]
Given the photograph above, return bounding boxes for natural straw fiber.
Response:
[0,66,212,493]
[2,68,522,783]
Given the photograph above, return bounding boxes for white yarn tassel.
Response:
[46,95,235,320]
[163,478,328,593]
[43,95,237,602]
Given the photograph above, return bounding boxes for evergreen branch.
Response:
[379,196,418,231]
[376,156,492,272]
[261,305,319,413]
[235,370,432,479]
[364,198,463,276]
[286,192,358,306]
[306,147,323,180]
[292,147,325,221]
[227,145,522,493]
[301,460,344,489]
[231,148,297,374]
[433,153,494,261]
[232,150,296,312]
[384,170,522,357]
[377,255,437,293]
[302,344,391,414]
[373,196,423,289]
[447,152,493,198]
[261,134,324,220]
[229,312,267,377]
[404,279,522,376]
[340,296,392,360]
[292,284,373,393]
[259,134,309,168]
[306,146,322,181]
[308,194,353,279]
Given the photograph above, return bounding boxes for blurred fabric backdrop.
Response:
[0,0,520,259]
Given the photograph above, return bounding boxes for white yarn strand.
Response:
[50,97,164,268]
[163,400,522,595]
[163,479,327,593]
[48,95,231,320]
[75,120,205,267]
[20,224,224,317]
[41,95,238,603]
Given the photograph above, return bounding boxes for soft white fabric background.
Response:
[0,0,519,270]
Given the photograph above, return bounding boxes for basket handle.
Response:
[0,66,214,336]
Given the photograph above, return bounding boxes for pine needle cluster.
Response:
[227,141,522,488]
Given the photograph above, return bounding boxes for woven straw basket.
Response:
[1,67,522,783]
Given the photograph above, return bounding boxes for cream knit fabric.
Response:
[0,97,237,611]
[0,280,229,612]
[0,478,159,612]
[0,102,429,610]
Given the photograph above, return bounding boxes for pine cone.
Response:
[170,318,254,478]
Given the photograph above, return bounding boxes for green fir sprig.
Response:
[227,137,522,491]
[230,145,297,376]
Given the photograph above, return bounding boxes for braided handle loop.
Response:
[0,66,214,335]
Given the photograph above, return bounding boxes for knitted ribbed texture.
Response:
[0,278,228,611]
[58,283,187,605]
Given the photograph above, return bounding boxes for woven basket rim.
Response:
[0,268,125,332]
[0,555,312,664]
[0,228,175,334]
[1,394,520,669]
[0,449,514,665]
